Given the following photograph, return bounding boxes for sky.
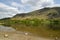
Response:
[0,0,60,19]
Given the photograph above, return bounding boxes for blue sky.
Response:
[55,0,60,4]
[0,0,60,19]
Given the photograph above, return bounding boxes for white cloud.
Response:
[0,3,20,13]
[11,0,54,13]
[21,0,54,6]
[19,0,54,12]
[46,4,60,7]
[21,0,28,4]
[11,2,17,7]
[11,2,20,7]
[0,3,20,19]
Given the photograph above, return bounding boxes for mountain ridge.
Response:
[11,7,60,20]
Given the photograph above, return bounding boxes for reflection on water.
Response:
[0,25,16,32]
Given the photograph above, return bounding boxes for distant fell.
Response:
[12,7,60,20]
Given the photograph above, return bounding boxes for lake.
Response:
[0,25,16,32]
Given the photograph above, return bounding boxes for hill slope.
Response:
[11,7,60,20]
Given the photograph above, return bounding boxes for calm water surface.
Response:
[0,25,16,32]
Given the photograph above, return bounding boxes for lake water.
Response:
[0,25,16,32]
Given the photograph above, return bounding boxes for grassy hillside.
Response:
[11,7,60,20]
[0,7,60,38]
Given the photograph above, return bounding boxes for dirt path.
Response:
[0,31,53,40]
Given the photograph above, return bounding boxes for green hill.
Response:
[11,7,60,20]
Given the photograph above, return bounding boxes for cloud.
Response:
[23,0,54,9]
[19,0,55,12]
[21,0,54,6]
[21,0,28,4]
[11,0,54,13]
[11,2,26,13]
[11,2,20,7]
[46,4,60,7]
[0,3,19,12]
[0,2,20,19]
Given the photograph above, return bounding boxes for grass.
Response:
[0,18,60,38]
